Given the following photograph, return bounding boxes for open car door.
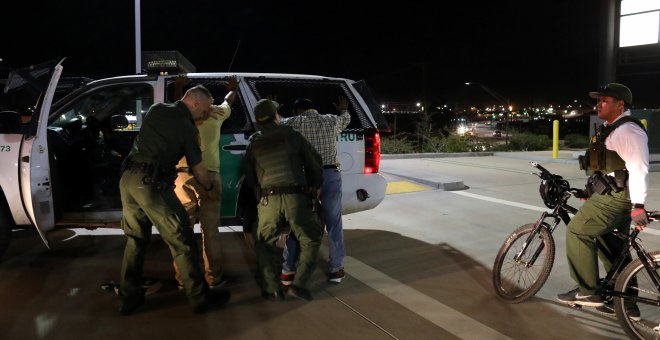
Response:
[4,59,64,248]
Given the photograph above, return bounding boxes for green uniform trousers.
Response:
[566,189,632,295]
[119,170,206,308]
[256,193,323,293]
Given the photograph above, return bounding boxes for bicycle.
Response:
[491,161,660,339]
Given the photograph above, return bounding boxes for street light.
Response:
[465,82,511,144]
[134,0,141,74]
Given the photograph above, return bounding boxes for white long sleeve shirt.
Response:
[604,110,649,204]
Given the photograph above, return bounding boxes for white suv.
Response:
[0,54,389,258]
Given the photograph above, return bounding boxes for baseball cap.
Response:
[588,83,632,106]
[254,99,280,122]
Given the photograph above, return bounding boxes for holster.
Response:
[141,157,175,191]
[583,171,628,197]
[612,169,628,191]
[121,157,150,174]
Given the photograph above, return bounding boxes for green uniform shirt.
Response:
[244,123,323,190]
[129,101,202,171]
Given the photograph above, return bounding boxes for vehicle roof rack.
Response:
[142,51,196,75]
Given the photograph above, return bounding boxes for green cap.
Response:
[254,99,280,122]
[589,83,632,106]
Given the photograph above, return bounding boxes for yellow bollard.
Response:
[553,120,559,159]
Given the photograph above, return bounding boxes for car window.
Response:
[50,84,153,131]
[353,80,390,132]
[165,77,252,134]
[244,77,373,132]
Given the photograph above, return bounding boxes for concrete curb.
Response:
[381,152,493,159]
[382,171,465,191]
[381,151,660,191]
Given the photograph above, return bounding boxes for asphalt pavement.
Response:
[2,150,659,340]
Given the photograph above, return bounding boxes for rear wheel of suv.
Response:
[0,195,14,259]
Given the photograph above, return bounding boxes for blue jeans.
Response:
[283,168,345,273]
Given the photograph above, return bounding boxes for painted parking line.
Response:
[450,190,660,237]
[386,181,432,195]
[319,246,513,340]
[61,225,243,241]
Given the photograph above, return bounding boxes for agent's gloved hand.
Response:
[201,181,220,200]
[209,184,221,201]
[631,206,649,230]
[308,187,320,200]
[574,189,589,201]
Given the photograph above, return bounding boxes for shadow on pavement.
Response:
[0,227,626,339]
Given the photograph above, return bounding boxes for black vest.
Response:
[580,115,646,174]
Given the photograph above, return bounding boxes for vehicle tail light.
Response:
[364,131,380,174]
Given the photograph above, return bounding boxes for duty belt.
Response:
[261,185,307,196]
[323,164,338,169]
[125,161,151,172]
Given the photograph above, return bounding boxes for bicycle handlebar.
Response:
[530,162,551,177]
[530,162,657,216]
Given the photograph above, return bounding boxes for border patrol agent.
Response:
[243,99,323,301]
[118,85,230,315]
[557,83,649,308]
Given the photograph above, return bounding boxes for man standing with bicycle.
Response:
[557,83,649,315]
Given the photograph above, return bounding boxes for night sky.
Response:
[3,1,611,108]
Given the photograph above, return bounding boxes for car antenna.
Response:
[227,40,241,72]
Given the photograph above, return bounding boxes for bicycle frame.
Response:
[513,190,577,266]
[605,229,660,307]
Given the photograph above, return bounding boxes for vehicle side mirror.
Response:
[0,111,23,133]
[110,115,129,130]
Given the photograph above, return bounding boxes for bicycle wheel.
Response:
[492,223,555,303]
[614,251,660,340]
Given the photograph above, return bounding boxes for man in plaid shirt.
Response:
[280,97,351,284]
